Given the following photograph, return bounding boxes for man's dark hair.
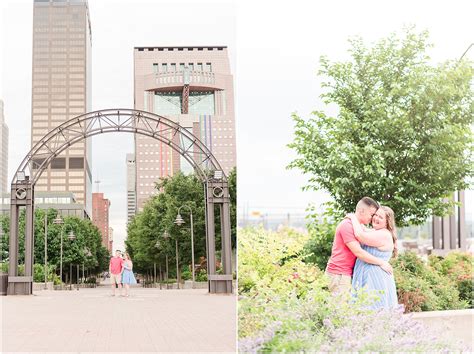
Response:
[115,250,121,253]
[359,196,380,209]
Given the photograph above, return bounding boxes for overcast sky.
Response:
[1,0,473,250]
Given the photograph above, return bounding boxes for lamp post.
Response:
[163,230,179,289]
[53,214,75,288]
[155,236,168,282]
[83,248,92,284]
[174,205,195,289]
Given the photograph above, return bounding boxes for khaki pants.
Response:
[110,273,122,285]
[325,271,352,294]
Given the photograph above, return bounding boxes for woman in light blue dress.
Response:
[348,206,398,310]
[121,253,137,297]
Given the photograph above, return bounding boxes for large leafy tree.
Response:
[289,28,473,226]
[0,209,109,280]
[126,169,237,275]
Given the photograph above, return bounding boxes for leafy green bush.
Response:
[429,252,474,308]
[84,277,97,284]
[238,228,468,352]
[195,269,207,282]
[393,251,468,312]
[33,263,58,283]
[303,207,337,270]
[181,268,192,280]
[0,262,7,274]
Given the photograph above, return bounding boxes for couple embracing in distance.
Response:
[326,197,398,309]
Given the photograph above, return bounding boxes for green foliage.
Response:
[126,170,237,276]
[195,269,207,282]
[0,215,9,262]
[303,206,337,270]
[33,263,61,284]
[393,251,469,312]
[181,268,192,280]
[238,227,329,340]
[84,277,97,284]
[238,227,322,298]
[1,208,109,282]
[126,172,207,274]
[228,168,237,247]
[288,28,474,226]
[238,228,467,352]
[429,252,474,307]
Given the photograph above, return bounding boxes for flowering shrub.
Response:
[429,252,474,308]
[393,251,469,312]
[238,228,470,353]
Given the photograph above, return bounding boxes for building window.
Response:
[170,63,176,72]
[197,63,203,71]
[188,63,194,71]
[153,63,159,73]
[51,158,66,169]
[69,157,84,169]
[154,91,182,115]
[205,63,212,72]
[162,63,167,72]
[179,63,185,72]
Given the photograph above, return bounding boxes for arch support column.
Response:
[8,180,35,295]
[206,180,233,294]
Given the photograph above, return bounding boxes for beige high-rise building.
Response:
[133,46,236,211]
[0,100,8,195]
[31,0,92,216]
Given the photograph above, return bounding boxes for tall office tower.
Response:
[126,153,136,222]
[133,46,236,211]
[31,0,92,217]
[92,192,111,253]
[0,100,8,195]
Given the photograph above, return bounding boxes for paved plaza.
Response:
[1,286,236,353]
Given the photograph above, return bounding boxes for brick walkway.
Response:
[1,286,236,353]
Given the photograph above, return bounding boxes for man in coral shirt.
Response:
[109,250,124,296]
[326,197,393,294]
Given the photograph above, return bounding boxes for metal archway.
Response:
[8,109,233,295]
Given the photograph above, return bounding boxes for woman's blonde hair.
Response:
[124,252,131,261]
[380,206,398,258]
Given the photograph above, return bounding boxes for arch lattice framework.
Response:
[8,109,233,295]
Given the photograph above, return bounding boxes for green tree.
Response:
[1,208,109,281]
[0,215,10,262]
[229,167,237,247]
[289,28,473,226]
[126,172,207,276]
[126,170,237,277]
